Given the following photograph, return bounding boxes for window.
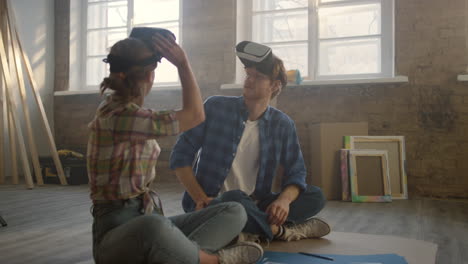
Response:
[238,0,394,81]
[84,0,180,89]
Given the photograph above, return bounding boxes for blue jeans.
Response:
[209,185,326,241]
[92,198,247,264]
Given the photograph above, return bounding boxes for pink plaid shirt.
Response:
[87,95,179,214]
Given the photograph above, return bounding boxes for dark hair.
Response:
[269,55,287,98]
[100,38,157,102]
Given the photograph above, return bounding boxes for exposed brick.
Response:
[439,28,456,38]
[443,159,458,169]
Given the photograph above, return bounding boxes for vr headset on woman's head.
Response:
[103,27,176,73]
[236,41,274,75]
[129,27,176,59]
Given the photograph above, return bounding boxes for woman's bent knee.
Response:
[224,201,248,225]
[132,215,173,239]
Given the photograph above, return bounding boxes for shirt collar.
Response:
[238,96,271,122]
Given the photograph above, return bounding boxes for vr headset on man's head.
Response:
[236,41,274,75]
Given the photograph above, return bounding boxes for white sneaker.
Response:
[279,217,331,242]
[217,241,264,264]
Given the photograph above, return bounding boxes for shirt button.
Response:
[232,153,235,157]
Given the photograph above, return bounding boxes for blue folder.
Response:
[258,251,408,264]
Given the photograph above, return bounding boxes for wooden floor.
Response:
[0,181,467,264]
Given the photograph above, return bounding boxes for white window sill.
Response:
[55,85,181,96]
[457,74,468,82]
[221,76,409,90]
[54,90,102,96]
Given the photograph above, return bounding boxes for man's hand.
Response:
[195,197,214,211]
[265,197,290,226]
[175,167,214,212]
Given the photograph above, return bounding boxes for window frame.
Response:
[81,0,182,91]
[238,0,395,82]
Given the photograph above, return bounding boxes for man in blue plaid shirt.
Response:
[170,42,330,242]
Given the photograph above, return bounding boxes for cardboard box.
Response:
[309,122,368,200]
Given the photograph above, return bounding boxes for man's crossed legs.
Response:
[210,185,330,242]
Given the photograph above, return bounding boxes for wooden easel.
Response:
[0,0,67,188]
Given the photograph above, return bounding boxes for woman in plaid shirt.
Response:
[87,31,263,264]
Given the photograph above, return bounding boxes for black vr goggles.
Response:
[103,27,176,73]
[236,41,274,75]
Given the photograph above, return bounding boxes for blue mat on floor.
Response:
[258,251,408,264]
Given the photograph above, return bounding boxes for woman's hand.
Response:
[152,33,188,69]
[152,32,205,132]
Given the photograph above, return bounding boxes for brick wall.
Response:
[278,0,468,199]
[55,0,468,198]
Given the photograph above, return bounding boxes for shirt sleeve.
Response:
[280,119,308,192]
[112,108,179,142]
[169,121,206,169]
[170,97,215,169]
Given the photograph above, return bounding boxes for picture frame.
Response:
[340,149,351,201]
[345,136,408,199]
[348,149,392,202]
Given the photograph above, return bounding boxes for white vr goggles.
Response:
[236,41,274,75]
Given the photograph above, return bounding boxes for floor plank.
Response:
[1,182,467,264]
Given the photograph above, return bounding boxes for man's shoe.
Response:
[279,217,331,242]
[217,241,264,264]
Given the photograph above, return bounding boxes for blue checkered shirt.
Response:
[170,96,308,212]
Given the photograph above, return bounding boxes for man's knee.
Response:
[307,185,326,204]
[212,191,259,216]
[217,190,249,203]
[304,186,326,208]
[290,185,326,216]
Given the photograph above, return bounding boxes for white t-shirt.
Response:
[221,120,260,195]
